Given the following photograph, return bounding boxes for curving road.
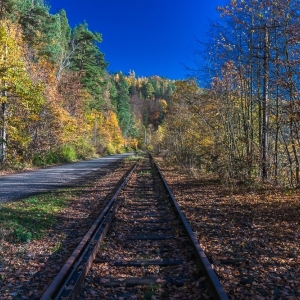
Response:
[0,153,134,204]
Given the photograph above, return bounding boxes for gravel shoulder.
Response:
[0,153,134,204]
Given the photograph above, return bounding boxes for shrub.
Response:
[60,145,77,162]
[75,138,95,159]
[106,143,116,155]
[14,227,32,243]
[33,151,60,166]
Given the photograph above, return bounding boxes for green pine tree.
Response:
[113,73,134,137]
[70,22,108,111]
[19,1,63,62]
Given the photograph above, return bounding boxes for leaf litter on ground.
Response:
[156,160,300,299]
[0,160,136,300]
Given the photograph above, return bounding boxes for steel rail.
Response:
[41,161,138,300]
[151,156,229,300]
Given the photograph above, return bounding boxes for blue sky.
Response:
[49,0,228,80]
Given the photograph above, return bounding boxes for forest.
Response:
[0,0,175,169]
[158,0,300,187]
[1,0,300,188]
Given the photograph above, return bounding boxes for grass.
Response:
[124,154,143,161]
[140,170,153,175]
[51,241,63,253]
[0,190,72,243]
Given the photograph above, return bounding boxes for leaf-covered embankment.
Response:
[157,160,300,299]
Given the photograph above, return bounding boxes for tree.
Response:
[56,9,73,80]
[19,1,64,62]
[0,21,44,163]
[113,72,134,138]
[184,0,300,186]
[142,81,154,99]
[70,22,108,111]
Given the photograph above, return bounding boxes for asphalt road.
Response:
[0,153,134,204]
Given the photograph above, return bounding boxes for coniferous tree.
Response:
[142,81,155,99]
[70,22,108,111]
[113,73,134,137]
[18,1,64,63]
[56,9,72,80]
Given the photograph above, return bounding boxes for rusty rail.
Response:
[150,155,229,300]
[41,161,138,300]
[41,155,228,300]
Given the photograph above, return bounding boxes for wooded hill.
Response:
[1,0,300,188]
[0,0,174,168]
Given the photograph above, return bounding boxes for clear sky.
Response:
[49,0,228,80]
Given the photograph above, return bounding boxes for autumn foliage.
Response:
[0,2,138,168]
[156,0,300,187]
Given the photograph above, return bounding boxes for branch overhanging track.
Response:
[41,154,228,300]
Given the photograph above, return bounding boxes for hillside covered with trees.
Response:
[0,0,174,169]
[2,0,300,188]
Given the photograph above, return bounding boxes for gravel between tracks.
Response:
[79,156,211,300]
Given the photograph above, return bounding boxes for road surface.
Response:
[0,153,133,204]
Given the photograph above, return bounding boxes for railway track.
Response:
[41,155,228,300]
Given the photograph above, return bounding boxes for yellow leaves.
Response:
[198,137,214,147]
[136,77,144,89]
[28,115,41,122]
[0,96,6,103]
[0,21,47,162]
[91,110,125,154]
[88,110,102,121]
[125,71,136,87]
[129,138,138,151]
[35,59,57,83]
[54,108,79,144]
[106,111,120,129]
[159,99,168,113]
[114,73,120,82]
[0,21,44,107]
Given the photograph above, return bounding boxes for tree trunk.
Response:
[0,43,7,164]
[0,101,6,163]
[262,25,269,180]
